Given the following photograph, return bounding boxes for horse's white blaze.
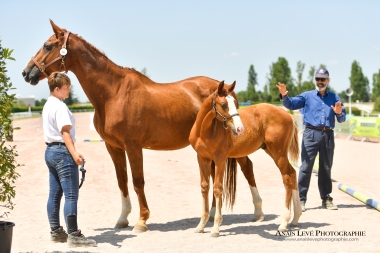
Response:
[226,95,244,135]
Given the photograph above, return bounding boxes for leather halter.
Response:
[212,92,240,129]
[31,31,71,77]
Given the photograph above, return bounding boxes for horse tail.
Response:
[288,115,299,163]
[224,157,237,211]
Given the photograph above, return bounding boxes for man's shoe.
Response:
[300,201,306,212]
[50,226,68,243]
[68,230,97,247]
[322,197,338,210]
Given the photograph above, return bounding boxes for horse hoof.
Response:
[114,221,129,229]
[253,214,265,222]
[278,226,288,232]
[133,224,148,233]
[211,232,219,238]
[195,228,204,233]
[289,223,298,228]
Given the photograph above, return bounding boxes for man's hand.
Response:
[331,101,343,115]
[276,82,288,98]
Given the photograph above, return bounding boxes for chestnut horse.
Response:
[22,20,247,232]
[189,81,302,236]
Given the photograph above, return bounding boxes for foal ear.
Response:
[50,19,63,38]
[217,80,225,94]
[228,81,236,93]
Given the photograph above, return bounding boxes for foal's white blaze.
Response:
[226,95,244,135]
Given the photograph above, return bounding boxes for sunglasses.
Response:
[315,78,327,82]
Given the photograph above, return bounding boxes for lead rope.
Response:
[79,158,86,189]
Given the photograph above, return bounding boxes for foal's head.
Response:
[22,20,70,85]
[213,81,244,136]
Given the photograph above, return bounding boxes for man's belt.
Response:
[306,125,333,131]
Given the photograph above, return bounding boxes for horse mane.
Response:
[66,29,135,72]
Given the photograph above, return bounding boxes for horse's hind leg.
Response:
[265,148,299,232]
[105,143,131,229]
[237,156,265,222]
[290,188,302,227]
[195,154,212,233]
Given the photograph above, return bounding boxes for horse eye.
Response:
[221,103,228,109]
[43,43,53,51]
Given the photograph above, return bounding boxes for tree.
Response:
[0,39,21,218]
[301,66,316,93]
[371,69,380,102]
[349,61,370,102]
[295,61,305,94]
[236,90,247,103]
[140,67,149,77]
[63,86,79,105]
[267,57,294,101]
[246,64,259,102]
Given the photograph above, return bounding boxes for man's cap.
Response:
[315,67,329,78]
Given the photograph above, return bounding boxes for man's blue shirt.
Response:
[281,89,346,129]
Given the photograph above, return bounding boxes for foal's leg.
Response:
[237,156,265,222]
[210,157,226,237]
[209,161,216,219]
[105,143,131,229]
[265,148,298,232]
[195,155,212,233]
[125,141,150,233]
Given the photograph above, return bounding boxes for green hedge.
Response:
[12,105,95,113]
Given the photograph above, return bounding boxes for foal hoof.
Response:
[211,232,219,238]
[277,226,288,232]
[195,228,204,233]
[289,223,299,228]
[133,224,148,233]
[114,221,129,229]
[253,214,265,222]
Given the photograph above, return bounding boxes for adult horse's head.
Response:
[213,81,244,136]
[22,20,71,85]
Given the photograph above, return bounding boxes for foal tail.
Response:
[224,157,237,210]
[288,115,299,163]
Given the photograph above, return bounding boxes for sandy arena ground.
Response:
[5,112,380,253]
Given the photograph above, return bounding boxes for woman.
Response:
[43,72,96,247]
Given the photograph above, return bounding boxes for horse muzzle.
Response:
[22,64,42,85]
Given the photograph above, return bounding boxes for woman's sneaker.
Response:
[50,226,68,243]
[68,230,97,247]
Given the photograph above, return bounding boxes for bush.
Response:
[0,39,21,219]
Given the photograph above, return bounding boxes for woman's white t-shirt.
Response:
[42,96,76,143]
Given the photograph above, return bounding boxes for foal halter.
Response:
[212,92,240,129]
[31,31,71,77]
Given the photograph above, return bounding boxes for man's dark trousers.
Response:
[298,127,335,202]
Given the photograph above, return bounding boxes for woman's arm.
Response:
[61,125,84,165]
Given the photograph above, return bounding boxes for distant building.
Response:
[15,95,35,107]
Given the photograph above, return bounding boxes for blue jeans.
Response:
[45,144,79,231]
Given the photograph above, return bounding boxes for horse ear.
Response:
[228,81,236,93]
[50,19,63,38]
[217,80,225,94]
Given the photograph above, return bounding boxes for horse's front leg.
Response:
[211,156,226,237]
[105,143,131,229]
[195,154,212,233]
[125,141,150,233]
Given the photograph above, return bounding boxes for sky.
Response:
[1,0,380,103]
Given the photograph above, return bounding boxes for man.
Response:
[276,67,346,211]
